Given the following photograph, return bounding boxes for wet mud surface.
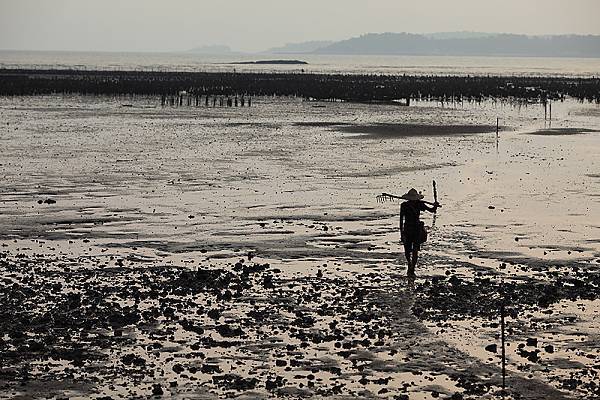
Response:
[337,123,498,138]
[1,96,599,399]
[525,128,600,136]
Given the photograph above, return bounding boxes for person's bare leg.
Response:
[410,250,419,276]
[403,241,411,264]
[404,250,412,263]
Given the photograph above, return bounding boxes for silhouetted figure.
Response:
[399,188,439,277]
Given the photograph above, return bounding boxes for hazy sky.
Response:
[1,0,599,53]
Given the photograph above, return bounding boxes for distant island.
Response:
[267,40,334,54]
[192,32,600,59]
[312,33,600,58]
[230,60,308,65]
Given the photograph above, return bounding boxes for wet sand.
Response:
[1,96,599,399]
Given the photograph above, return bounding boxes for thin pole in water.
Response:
[496,118,499,153]
[501,303,506,391]
[496,118,499,137]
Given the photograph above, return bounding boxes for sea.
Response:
[1,50,600,77]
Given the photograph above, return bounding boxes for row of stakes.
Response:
[161,92,252,107]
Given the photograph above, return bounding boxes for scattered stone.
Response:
[215,324,244,338]
[212,374,258,391]
[485,344,498,353]
[275,359,287,367]
[201,364,222,374]
[152,384,163,396]
[173,364,184,374]
[526,338,538,347]
[121,353,146,367]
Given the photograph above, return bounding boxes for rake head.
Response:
[376,193,399,203]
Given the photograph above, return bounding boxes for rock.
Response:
[220,289,233,301]
[265,376,285,391]
[173,364,184,374]
[43,199,56,204]
[526,338,538,347]
[212,374,258,390]
[207,308,221,320]
[201,364,222,374]
[215,324,244,338]
[180,320,205,335]
[485,343,498,353]
[263,275,275,289]
[151,384,163,396]
[544,344,554,353]
[121,353,146,367]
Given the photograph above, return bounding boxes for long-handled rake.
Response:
[376,181,441,208]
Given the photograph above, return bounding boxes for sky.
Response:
[1,0,599,53]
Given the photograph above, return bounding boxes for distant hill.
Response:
[424,31,496,40]
[267,41,334,54]
[313,33,600,58]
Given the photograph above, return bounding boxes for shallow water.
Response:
[2,51,600,77]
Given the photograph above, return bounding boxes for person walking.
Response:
[399,188,439,277]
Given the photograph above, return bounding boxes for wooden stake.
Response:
[501,303,506,391]
[496,118,499,138]
[496,118,499,152]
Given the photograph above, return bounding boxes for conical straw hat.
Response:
[400,188,424,201]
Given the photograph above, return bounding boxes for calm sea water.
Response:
[1,50,600,77]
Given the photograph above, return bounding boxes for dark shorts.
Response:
[402,230,421,252]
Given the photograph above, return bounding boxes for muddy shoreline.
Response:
[1,247,598,399]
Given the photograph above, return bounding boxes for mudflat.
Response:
[1,96,599,399]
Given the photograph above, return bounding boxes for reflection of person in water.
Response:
[399,188,439,277]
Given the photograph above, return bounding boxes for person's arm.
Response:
[399,204,405,241]
[421,201,440,213]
